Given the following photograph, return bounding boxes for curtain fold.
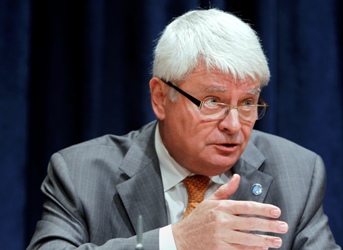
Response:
[0,0,341,248]
[255,0,343,240]
[0,1,30,249]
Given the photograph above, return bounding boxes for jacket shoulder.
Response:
[250,129,316,158]
[59,121,157,156]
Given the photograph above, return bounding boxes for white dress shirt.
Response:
[155,126,232,249]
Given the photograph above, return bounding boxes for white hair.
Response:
[152,8,270,87]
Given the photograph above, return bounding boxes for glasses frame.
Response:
[161,79,269,120]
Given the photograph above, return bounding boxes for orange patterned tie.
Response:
[182,175,210,218]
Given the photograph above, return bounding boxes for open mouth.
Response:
[214,143,239,152]
[221,143,237,147]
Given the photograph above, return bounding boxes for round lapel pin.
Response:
[251,183,262,196]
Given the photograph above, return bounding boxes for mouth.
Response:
[221,143,237,147]
[213,143,239,153]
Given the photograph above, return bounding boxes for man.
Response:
[27,8,340,249]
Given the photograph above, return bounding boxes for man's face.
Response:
[152,64,260,176]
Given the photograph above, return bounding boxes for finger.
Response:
[221,201,282,219]
[226,231,283,249]
[232,216,289,234]
[230,244,269,250]
[208,174,240,201]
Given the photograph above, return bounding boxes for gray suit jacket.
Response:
[27,121,340,249]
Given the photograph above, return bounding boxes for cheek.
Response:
[240,123,255,146]
[166,115,212,151]
[186,123,218,152]
[242,121,255,135]
[167,103,200,130]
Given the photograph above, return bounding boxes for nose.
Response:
[218,108,242,133]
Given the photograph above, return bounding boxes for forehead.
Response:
[184,64,261,93]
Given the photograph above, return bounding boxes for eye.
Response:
[203,97,221,108]
[242,99,255,106]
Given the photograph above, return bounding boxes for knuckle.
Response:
[242,202,255,213]
[246,217,258,230]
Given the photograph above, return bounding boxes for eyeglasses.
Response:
[161,79,268,121]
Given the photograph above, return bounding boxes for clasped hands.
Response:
[172,174,288,250]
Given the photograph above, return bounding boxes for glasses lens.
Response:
[238,106,254,120]
[257,105,266,120]
[200,100,268,121]
[200,104,220,118]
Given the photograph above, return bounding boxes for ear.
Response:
[149,77,167,120]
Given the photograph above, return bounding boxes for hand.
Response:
[172,174,289,250]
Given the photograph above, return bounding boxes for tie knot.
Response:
[182,175,210,218]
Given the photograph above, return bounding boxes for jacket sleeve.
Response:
[26,152,160,250]
[292,155,341,249]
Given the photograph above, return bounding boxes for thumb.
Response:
[208,174,240,200]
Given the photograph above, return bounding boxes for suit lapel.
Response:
[114,123,273,234]
[116,122,168,234]
[230,140,273,203]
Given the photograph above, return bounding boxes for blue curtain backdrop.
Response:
[0,0,342,249]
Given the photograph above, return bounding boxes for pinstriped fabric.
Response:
[182,175,210,219]
[27,122,341,249]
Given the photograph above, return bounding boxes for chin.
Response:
[204,157,237,175]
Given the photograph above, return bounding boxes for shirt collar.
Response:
[155,125,189,192]
[155,124,231,192]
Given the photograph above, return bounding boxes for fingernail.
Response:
[278,222,288,233]
[271,208,280,217]
[273,238,282,248]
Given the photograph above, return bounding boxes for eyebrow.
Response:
[203,86,228,92]
[247,88,261,95]
[202,86,261,95]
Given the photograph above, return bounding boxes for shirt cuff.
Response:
[159,225,177,250]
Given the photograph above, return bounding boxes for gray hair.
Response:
[152,8,270,87]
